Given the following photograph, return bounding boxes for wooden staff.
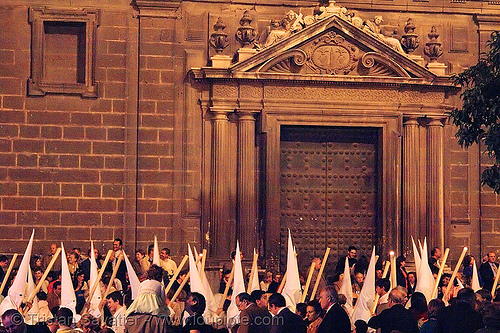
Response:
[217,263,235,310]
[247,251,259,294]
[431,248,450,300]
[492,259,500,298]
[300,261,316,302]
[371,260,390,314]
[0,253,18,297]
[200,249,208,273]
[444,247,468,300]
[170,255,203,304]
[310,247,330,301]
[164,255,188,296]
[104,254,123,297]
[81,249,113,315]
[277,272,287,293]
[26,248,62,303]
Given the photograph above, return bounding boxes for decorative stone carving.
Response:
[401,18,419,54]
[424,26,443,62]
[282,10,305,34]
[363,16,405,54]
[259,19,288,49]
[305,32,360,74]
[359,52,410,77]
[236,11,256,48]
[258,49,307,73]
[209,18,229,54]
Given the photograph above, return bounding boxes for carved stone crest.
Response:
[305,32,360,74]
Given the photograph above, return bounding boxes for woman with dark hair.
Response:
[31,254,45,271]
[409,292,428,327]
[437,273,451,299]
[305,300,323,333]
[462,255,474,288]
[73,269,88,313]
[184,292,213,333]
[419,298,445,333]
[396,255,408,289]
[407,272,417,297]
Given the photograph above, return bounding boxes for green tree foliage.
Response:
[450,31,500,193]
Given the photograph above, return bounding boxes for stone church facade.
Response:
[0,0,499,270]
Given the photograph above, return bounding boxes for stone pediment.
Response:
[230,14,438,81]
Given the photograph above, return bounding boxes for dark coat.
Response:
[368,304,419,333]
[237,303,272,333]
[335,256,357,275]
[316,303,350,333]
[435,301,483,333]
[270,307,306,333]
[479,262,499,291]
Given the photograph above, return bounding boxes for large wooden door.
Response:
[280,126,380,274]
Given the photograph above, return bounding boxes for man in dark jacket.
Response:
[479,252,499,291]
[236,292,272,333]
[268,293,306,333]
[368,288,419,333]
[435,287,484,333]
[317,286,350,333]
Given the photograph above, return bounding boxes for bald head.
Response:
[388,288,406,306]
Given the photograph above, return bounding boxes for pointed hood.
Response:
[338,253,353,308]
[282,230,302,312]
[199,256,217,316]
[248,249,260,293]
[122,249,141,299]
[88,241,102,318]
[472,259,481,292]
[60,243,77,318]
[227,242,245,327]
[415,238,435,303]
[8,230,34,308]
[351,247,377,324]
[153,236,161,266]
[188,245,204,294]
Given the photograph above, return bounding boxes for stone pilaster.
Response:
[426,117,445,251]
[402,116,420,256]
[237,110,257,258]
[210,108,231,259]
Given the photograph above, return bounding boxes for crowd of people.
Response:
[0,240,500,333]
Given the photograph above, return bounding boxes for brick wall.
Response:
[135,15,176,253]
[0,5,130,257]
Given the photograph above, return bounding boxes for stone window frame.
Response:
[28,7,100,98]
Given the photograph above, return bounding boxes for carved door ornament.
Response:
[306,32,360,74]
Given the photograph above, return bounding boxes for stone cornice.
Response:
[134,0,181,16]
[189,68,458,90]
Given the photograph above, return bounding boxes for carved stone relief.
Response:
[304,32,360,75]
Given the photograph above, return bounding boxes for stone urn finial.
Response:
[424,26,443,62]
[235,11,256,48]
[209,18,229,54]
[401,18,419,54]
